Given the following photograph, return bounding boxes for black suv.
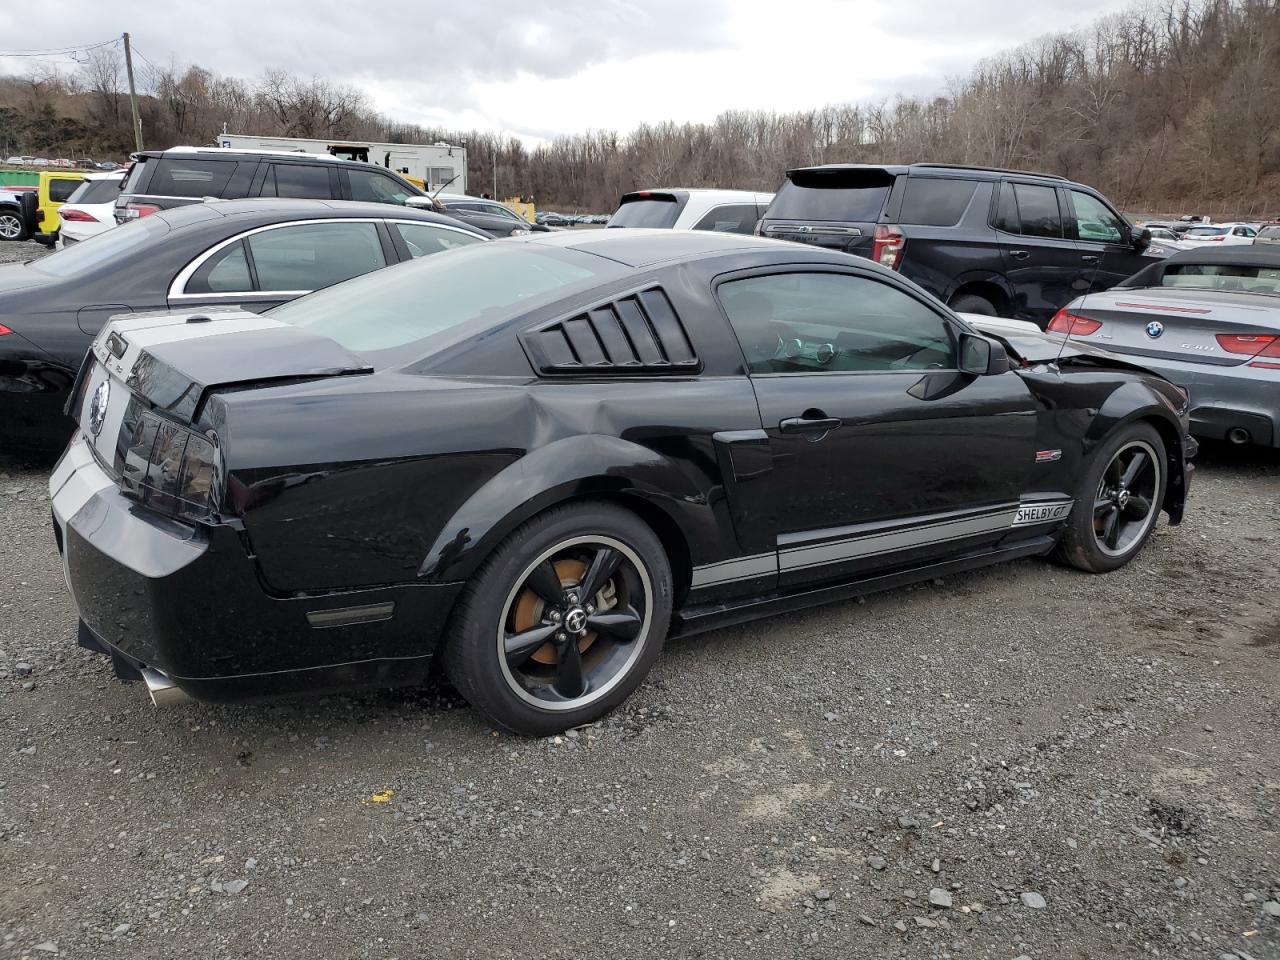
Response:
[758,163,1156,325]
[115,147,423,224]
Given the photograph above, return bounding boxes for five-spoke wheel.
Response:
[1057,422,1168,573]
[443,503,672,735]
[499,537,651,710]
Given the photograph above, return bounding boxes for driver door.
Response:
[717,267,1039,589]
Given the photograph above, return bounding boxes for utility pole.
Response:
[492,148,497,200]
[122,32,143,152]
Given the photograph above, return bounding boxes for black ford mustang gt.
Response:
[51,229,1195,734]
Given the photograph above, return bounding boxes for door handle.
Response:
[1081,254,1100,263]
[780,415,842,434]
[1008,249,1030,260]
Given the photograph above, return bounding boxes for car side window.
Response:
[184,241,254,294]
[393,222,485,258]
[1012,184,1063,239]
[246,221,386,292]
[348,169,413,205]
[480,202,522,222]
[719,272,955,374]
[263,164,332,200]
[1070,191,1125,243]
[691,204,759,234]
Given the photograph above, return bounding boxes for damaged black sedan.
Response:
[51,230,1195,734]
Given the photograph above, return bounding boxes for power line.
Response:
[0,37,119,58]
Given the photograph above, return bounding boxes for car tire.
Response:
[0,209,28,242]
[949,293,999,316]
[1054,422,1167,573]
[442,501,673,735]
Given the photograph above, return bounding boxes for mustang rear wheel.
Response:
[1055,422,1167,573]
[442,503,672,735]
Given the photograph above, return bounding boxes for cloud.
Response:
[0,0,1134,140]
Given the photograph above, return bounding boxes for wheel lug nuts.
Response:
[586,604,594,613]
[549,611,561,622]
[555,632,566,642]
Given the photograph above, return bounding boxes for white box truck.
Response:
[215,133,466,192]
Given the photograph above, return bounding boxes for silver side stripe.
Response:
[689,553,777,588]
[689,497,1075,589]
[779,506,1019,573]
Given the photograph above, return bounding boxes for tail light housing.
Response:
[0,323,12,336]
[873,224,905,269]
[59,207,97,222]
[1047,309,1103,336]
[1215,333,1280,369]
[116,401,220,521]
[122,202,161,220]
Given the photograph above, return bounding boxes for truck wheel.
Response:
[950,293,998,316]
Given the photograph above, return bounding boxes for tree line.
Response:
[2,0,1278,216]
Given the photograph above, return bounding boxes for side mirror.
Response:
[959,333,1011,376]
[1133,227,1152,251]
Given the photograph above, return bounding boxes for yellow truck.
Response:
[34,171,86,245]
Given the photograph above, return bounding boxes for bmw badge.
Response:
[1145,320,1165,339]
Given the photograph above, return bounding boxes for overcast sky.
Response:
[2,0,1128,143]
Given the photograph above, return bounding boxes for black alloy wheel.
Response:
[1092,439,1161,558]
[443,502,672,735]
[1056,421,1168,573]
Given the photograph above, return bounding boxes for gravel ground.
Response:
[2,236,1279,959]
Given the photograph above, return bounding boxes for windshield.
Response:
[268,242,626,355]
[1158,263,1280,294]
[767,170,893,222]
[31,216,169,277]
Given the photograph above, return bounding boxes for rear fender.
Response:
[419,434,713,583]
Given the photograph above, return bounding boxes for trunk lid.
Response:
[1063,287,1280,367]
[72,308,373,470]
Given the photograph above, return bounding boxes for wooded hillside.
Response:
[2,0,1277,214]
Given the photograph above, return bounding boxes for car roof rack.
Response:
[911,163,1067,181]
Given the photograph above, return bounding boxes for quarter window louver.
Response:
[523,287,700,375]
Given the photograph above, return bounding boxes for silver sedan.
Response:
[1047,246,1280,448]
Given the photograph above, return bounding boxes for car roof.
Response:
[137,146,418,175]
[785,162,1068,184]
[151,197,486,235]
[523,226,841,268]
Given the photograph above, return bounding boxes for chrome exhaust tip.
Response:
[1226,427,1251,445]
[140,668,192,707]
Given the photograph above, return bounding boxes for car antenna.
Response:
[1053,142,1157,368]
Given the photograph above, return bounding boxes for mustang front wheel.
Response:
[1056,422,1167,573]
[442,502,672,735]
